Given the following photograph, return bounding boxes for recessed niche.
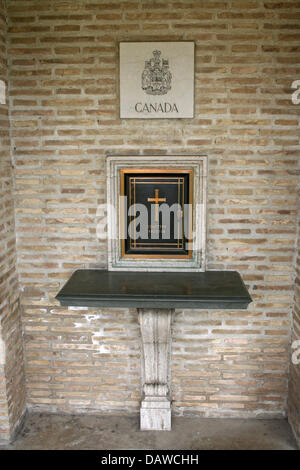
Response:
[106,155,207,272]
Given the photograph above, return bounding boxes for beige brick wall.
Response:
[0,0,26,442]
[289,204,300,446]
[5,0,300,418]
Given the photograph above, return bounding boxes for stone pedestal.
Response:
[138,308,174,431]
[56,270,252,431]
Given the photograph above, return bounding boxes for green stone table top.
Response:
[55,269,252,310]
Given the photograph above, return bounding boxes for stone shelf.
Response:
[56,269,252,431]
[55,269,252,310]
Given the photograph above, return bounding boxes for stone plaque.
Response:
[119,42,194,119]
[120,169,193,259]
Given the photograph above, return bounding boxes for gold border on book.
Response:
[120,168,193,260]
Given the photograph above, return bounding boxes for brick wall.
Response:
[5,0,300,418]
[0,0,25,442]
[289,201,300,446]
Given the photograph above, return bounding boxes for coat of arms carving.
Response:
[120,42,194,118]
[141,50,172,96]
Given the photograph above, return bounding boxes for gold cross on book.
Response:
[147,189,167,222]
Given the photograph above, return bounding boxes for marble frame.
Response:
[106,155,207,272]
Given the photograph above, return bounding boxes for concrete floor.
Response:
[0,412,298,450]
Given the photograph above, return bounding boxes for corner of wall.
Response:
[0,0,26,442]
[288,184,300,449]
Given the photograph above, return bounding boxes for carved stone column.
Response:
[138,308,174,431]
